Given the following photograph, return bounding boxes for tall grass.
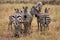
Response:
[0,4,60,40]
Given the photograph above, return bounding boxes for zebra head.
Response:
[23,6,28,15]
[36,2,43,12]
[36,2,43,8]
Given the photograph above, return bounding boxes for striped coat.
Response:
[22,6,33,34]
[8,13,23,37]
[37,14,51,31]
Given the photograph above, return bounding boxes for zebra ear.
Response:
[21,11,22,13]
[26,6,28,9]
[14,8,16,11]
[16,9,19,11]
[23,6,24,9]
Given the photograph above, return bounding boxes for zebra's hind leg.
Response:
[44,24,49,31]
[40,23,42,31]
[46,24,49,31]
[44,24,46,31]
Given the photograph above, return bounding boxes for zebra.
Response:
[30,2,43,31]
[36,7,51,31]
[30,5,51,31]
[30,6,41,31]
[37,14,51,31]
[22,6,33,35]
[8,9,23,37]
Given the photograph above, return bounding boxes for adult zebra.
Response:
[8,9,24,37]
[30,5,51,31]
[30,6,41,31]
[30,2,43,31]
[37,13,51,31]
[22,6,33,35]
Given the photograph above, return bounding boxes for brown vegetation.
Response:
[0,4,60,40]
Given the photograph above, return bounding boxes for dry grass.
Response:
[0,4,60,40]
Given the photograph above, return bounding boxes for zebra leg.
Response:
[44,24,49,31]
[29,21,32,30]
[47,25,49,30]
[29,18,33,32]
[8,21,12,31]
[14,25,20,37]
[28,24,31,32]
[44,24,47,31]
[14,28,19,37]
[19,24,23,34]
[24,24,28,35]
[24,24,26,34]
[40,23,42,31]
[28,18,33,34]
[37,22,39,31]
[14,31,19,37]
[43,24,46,31]
[37,18,40,31]
[46,24,49,30]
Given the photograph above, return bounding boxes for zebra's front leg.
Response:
[14,30,19,37]
[37,21,40,31]
[8,21,13,31]
[43,24,45,31]
[37,18,40,31]
[29,21,32,30]
[24,24,28,36]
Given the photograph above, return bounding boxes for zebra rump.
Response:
[39,14,51,25]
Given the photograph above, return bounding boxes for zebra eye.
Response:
[12,16,15,18]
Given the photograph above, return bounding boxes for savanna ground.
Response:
[0,4,60,40]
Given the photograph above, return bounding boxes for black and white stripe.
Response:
[8,12,23,37]
[37,14,51,31]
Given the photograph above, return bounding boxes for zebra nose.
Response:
[19,19,21,20]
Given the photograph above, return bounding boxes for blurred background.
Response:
[0,0,60,5]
